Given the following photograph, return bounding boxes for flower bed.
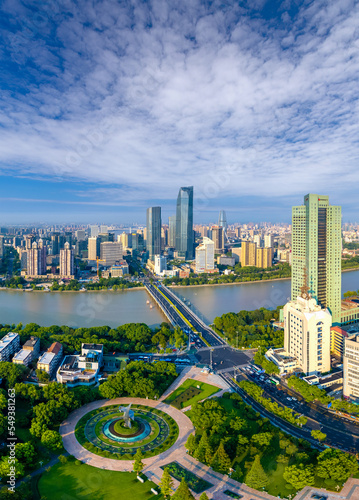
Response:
[161,461,213,494]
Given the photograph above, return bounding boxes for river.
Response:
[0,270,359,328]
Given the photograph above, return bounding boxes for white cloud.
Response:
[0,0,359,210]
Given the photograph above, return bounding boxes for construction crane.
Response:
[96,257,105,278]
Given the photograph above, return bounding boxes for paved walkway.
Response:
[60,397,359,500]
[59,397,194,472]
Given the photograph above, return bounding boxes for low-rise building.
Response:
[37,342,63,376]
[217,255,235,267]
[265,348,299,375]
[0,332,20,362]
[57,343,103,387]
[12,349,33,366]
[23,336,40,357]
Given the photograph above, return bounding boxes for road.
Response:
[145,281,359,454]
[237,369,359,453]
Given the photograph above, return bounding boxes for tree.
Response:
[251,432,272,448]
[41,430,63,451]
[133,449,144,475]
[0,456,24,478]
[316,449,358,482]
[193,431,209,463]
[245,455,269,490]
[311,429,326,442]
[36,369,50,383]
[210,441,232,474]
[283,464,315,490]
[159,467,173,499]
[15,442,37,467]
[185,433,197,455]
[199,494,209,500]
[171,478,195,500]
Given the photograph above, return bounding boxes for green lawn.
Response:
[164,379,220,408]
[37,458,163,500]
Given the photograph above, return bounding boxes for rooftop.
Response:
[24,336,40,348]
[38,352,56,365]
[0,332,19,352]
[318,371,343,385]
[13,349,32,362]
[48,342,62,355]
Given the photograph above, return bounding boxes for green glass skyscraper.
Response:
[291,194,341,323]
[176,186,194,260]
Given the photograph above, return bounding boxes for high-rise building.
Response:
[27,240,47,276]
[0,235,4,258]
[291,194,341,323]
[256,247,273,268]
[75,230,86,241]
[60,242,74,277]
[100,241,123,266]
[253,234,263,248]
[211,226,224,253]
[100,225,108,234]
[283,291,332,376]
[264,234,274,248]
[146,207,162,261]
[218,210,228,241]
[195,237,215,273]
[88,237,100,260]
[90,225,99,238]
[241,241,257,267]
[168,216,176,247]
[176,186,194,260]
[343,334,359,402]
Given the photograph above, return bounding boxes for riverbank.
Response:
[168,276,291,288]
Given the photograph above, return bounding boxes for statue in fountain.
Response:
[118,403,135,428]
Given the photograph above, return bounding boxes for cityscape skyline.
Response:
[1,1,359,223]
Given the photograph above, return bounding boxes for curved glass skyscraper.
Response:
[175,186,194,260]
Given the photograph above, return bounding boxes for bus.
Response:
[270,377,279,386]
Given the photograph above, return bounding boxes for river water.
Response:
[0,270,358,328]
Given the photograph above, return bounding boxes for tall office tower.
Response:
[211,226,224,253]
[199,225,208,238]
[291,194,341,323]
[88,237,100,260]
[176,186,194,260]
[100,225,108,234]
[0,235,4,258]
[256,247,273,268]
[343,334,359,402]
[98,232,114,243]
[218,210,228,241]
[100,241,123,266]
[90,225,99,238]
[195,237,215,273]
[241,241,257,266]
[60,242,74,277]
[283,290,332,375]
[146,207,162,261]
[27,240,47,276]
[264,234,274,248]
[168,216,176,247]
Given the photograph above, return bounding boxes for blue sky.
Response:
[0,0,358,224]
